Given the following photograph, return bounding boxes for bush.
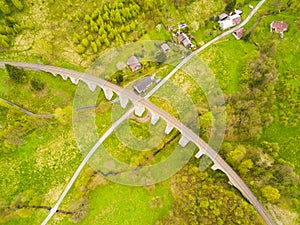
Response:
[91,41,98,53]
[5,64,27,84]
[225,0,236,12]
[30,78,45,91]
[82,38,90,47]
[11,0,24,11]
[77,44,86,54]
[0,0,11,14]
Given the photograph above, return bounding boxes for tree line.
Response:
[0,0,25,49]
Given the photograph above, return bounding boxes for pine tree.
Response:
[77,44,85,54]
[81,38,89,47]
[91,41,98,53]
[0,34,9,48]
[5,64,27,83]
[11,0,24,11]
[0,0,11,14]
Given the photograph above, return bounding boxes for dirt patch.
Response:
[129,110,151,123]
[268,204,299,225]
[44,184,64,205]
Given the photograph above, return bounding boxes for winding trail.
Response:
[0,97,54,118]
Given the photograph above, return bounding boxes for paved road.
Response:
[0,1,275,225]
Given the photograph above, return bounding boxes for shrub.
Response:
[30,78,45,91]
[5,64,27,84]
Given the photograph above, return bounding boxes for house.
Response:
[270,21,289,38]
[127,56,142,72]
[218,13,228,21]
[133,75,155,94]
[233,27,245,40]
[177,33,192,48]
[234,9,243,15]
[219,14,241,30]
[161,43,170,53]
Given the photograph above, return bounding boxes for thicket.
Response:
[0,0,25,50]
[224,141,299,200]
[5,64,45,91]
[5,64,27,83]
[225,0,236,12]
[157,166,264,225]
[0,107,44,153]
[225,43,278,141]
[30,77,45,91]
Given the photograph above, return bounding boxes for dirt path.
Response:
[0,97,54,118]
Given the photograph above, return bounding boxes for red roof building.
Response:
[232,15,241,25]
[233,27,245,40]
[127,56,142,72]
[270,21,289,38]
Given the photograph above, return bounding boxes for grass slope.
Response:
[75,182,172,225]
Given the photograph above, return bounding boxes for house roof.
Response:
[231,14,241,20]
[133,76,155,94]
[219,14,241,30]
[271,21,289,33]
[177,33,192,48]
[231,14,241,25]
[182,38,192,48]
[127,55,139,65]
[161,43,170,52]
[218,13,228,21]
[127,56,141,71]
[234,9,243,15]
[177,33,186,43]
[233,27,245,40]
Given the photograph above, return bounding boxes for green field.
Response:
[59,181,173,225]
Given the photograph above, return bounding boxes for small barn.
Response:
[161,43,170,53]
[234,9,243,15]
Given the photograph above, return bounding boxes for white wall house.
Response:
[219,14,241,30]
